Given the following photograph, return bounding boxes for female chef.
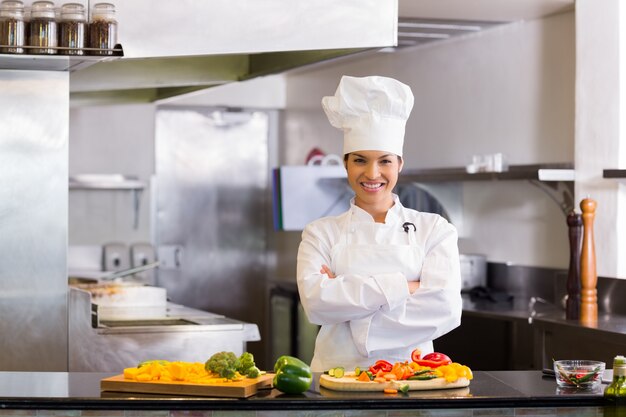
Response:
[296,75,462,372]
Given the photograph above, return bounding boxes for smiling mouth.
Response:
[361,182,385,191]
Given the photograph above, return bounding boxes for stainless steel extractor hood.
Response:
[68,0,575,104]
[69,0,399,103]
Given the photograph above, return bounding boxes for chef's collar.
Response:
[349,194,402,223]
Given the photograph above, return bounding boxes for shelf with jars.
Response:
[0,0,122,72]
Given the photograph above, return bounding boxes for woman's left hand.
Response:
[320,264,336,279]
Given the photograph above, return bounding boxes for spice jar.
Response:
[58,2,85,55]
[89,2,116,55]
[0,0,25,54]
[28,0,57,54]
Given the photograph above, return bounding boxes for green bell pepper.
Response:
[273,355,312,394]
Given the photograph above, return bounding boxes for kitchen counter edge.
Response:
[0,371,614,411]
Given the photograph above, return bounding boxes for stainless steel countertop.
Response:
[462,293,626,337]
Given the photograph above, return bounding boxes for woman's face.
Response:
[345,150,403,209]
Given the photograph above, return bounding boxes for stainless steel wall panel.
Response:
[0,70,69,371]
[154,107,269,364]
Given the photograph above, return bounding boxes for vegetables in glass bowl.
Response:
[553,360,605,389]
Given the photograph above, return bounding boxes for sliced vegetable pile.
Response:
[123,351,262,384]
[324,348,473,395]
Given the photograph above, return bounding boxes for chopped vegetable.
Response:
[383,388,398,394]
[236,352,259,377]
[326,367,345,378]
[348,353,472,386]
[137,359,170,368]
[125,360,239,383]
[434,362,474,382]
[408,373,438,380]
[397,383,410,394]
[412,352,452,368]
[369,359,393,374]
[245,366,261,378]
[358,371,372,382]
[423,352,452,364]
[205,351,260,380]
[411,348,421,363]
[384,373,397,381]
[205,351,239,379]
[554,361,601,388]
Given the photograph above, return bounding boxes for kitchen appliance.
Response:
[153,107,271,367]
[68,287,260,372]
[103,242,130,271]
[459,254,487,290]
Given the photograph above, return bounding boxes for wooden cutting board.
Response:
[101,373,274,398]
[320,372,470,392]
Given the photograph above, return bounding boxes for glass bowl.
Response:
[553,360,605,389]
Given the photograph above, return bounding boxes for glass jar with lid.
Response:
[0,0,25,54]
[59,2,85,55]
[28,0,57,54]
[88,2,116,55]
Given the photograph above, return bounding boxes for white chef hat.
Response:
[321,75,414,157]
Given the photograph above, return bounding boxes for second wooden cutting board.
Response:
[320,373,470,392]
[101,373,274,398]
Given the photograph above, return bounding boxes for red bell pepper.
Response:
[411,350,452,368]
[369,359,393,374]
[411,348,422,363]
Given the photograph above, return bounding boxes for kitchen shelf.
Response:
[0,44,123,72]
[603,169,626,180]
[69,174,145,191]
[399,163,574,183]
[69,174,146,229]
[399,163,575,216]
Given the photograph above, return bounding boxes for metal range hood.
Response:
[69,0,399,104]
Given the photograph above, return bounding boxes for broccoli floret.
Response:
[237,352,256,373]
[245,365,261,378]
[205,351,238,379]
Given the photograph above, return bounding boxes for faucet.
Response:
[528,296,551,324]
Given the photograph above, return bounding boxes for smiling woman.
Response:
[296,75,463,373]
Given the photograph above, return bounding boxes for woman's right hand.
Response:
[408,281,420,294]
[320,264,336,279]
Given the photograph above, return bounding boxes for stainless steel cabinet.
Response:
[269,284,319,366]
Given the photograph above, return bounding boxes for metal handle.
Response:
[100,261,160,281]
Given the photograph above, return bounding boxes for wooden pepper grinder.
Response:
[579,197,598,326]
[566,211,582,320]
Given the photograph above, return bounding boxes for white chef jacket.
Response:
[296,194,462,372]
